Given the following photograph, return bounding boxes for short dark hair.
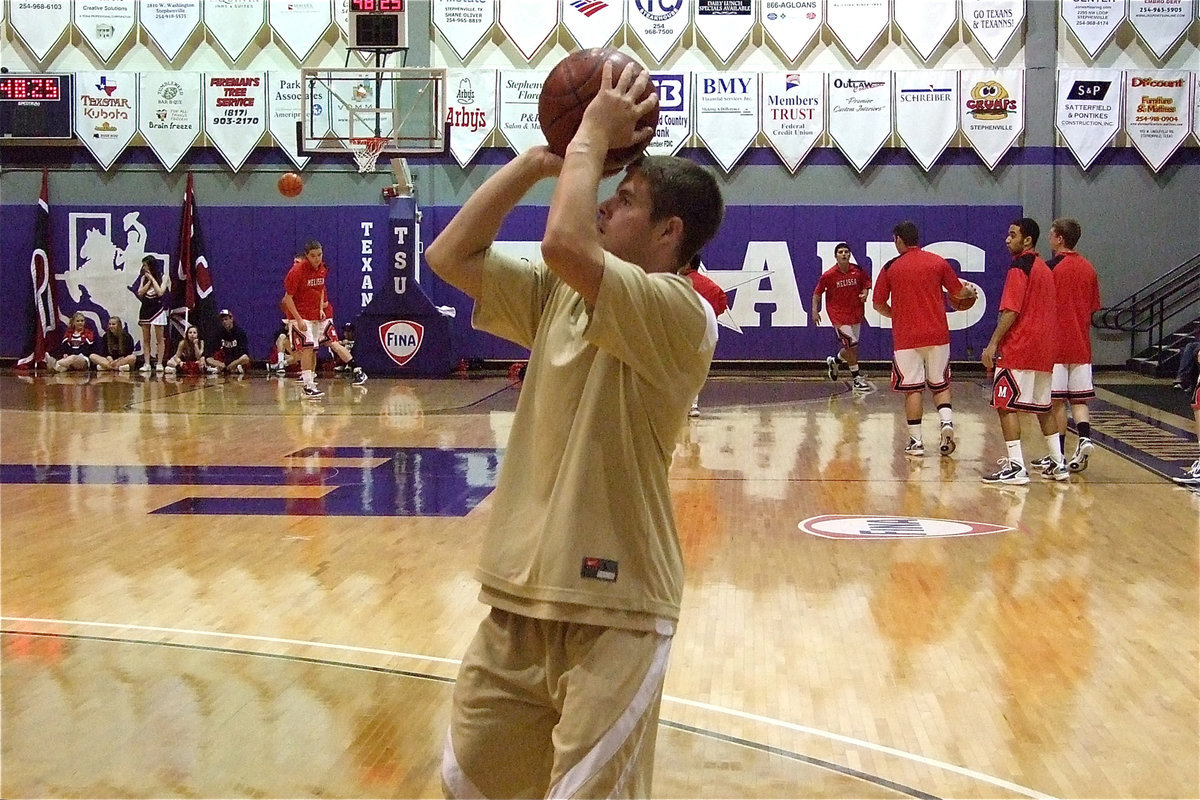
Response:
[893,222,920,247]
[1012,217,1040,247]
[835,242,851,254]
[304,240,323,254]
[1051,217,1081,249]
[629,156,724,267]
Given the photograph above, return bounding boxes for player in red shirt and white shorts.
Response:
[1039,218,1101,473]
[873,221,976,458]
[281,240,328,399]
[1178,362,1200,485]
[813,243,871,391]
[981,218,1061,485]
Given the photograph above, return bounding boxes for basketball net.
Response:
[350,137,389,173]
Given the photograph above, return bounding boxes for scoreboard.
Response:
[0,74,74,140]
[348,0,407,50]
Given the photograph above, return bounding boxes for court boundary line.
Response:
[2,615,1055,800]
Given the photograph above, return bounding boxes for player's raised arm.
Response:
[425,149,562,300]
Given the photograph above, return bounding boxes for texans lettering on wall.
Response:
[379,319,424,366]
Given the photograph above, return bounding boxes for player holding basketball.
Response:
[812,242,871,391]
[427,61,723,799]
[281,240,328,399]
[980,218,1061,484]
[1029,218,1101,473]
[873,221,975,457]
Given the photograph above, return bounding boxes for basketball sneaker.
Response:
[1040,460,1069,482]
[1029,455,1053,469]
[938,423,956,456]
[852,376,869,391]
[982,459,1029,485]
[1174,459,1200,485]
[904,438,924,457]
[1067,438,1094,473]
[688,402,700,418]
[351,367,368,386]
[826,356,838,381]
[301,384,324,399]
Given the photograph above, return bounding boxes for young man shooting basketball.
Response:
[427,62,724,799]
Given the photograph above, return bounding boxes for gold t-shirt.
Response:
[471,249,717,633]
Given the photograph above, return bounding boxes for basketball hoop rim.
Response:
[350,136,390,173]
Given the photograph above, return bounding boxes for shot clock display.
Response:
[348,0,408,50]
[0,74,74,140]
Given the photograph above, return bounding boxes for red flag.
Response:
[168,173,217,344]
[17,170,61,369]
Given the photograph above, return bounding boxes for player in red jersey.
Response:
[981,218,1061,485]
[812,242,871,391]
[873,221,976,457]
[281,240,328,399]
[681,254,727,417]
[1031,218,1101,473]
[1177,351,1200,485]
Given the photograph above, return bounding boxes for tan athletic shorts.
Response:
[442,608,673,799]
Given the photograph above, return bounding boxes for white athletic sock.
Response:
[1005,440,1024,468]
[1046,433,1064,466]
[301,369,315,387]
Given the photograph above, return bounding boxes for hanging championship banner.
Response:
[204,0,265,63]
[140,0,202,62]
[139,72,202,171]
[828,71,892,173]
[962,0,1026,62]
[203,72,267,172]
[561,0,624,48]
[1125,71,1192,171]
[826,0,889,63]
[647,72,692,156]
[695,71,759,172]
[1054,68,1122,170]
[334,0,351,40]
[446,68,498,167]
[1128,0,1196,59]
[266,71,311,170]
[627,0,690,64]
[9,0,72,62]
[499,0,558,60]
[960,69,1025,170]
[74,71,138,170]
[759,71,824,173]
[894,70,958,171]
[269,1,332,63]
[894,0,958,62]
[695,0,755,64]
[498,70,549,153]
[1060,0,1126,58]
[760,0,822,62]
[434,0,497,62]
[74,0,137,63]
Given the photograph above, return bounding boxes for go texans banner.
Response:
[960,69,1025,169]
[962,0,1026,61]
[828,72,892,173]
[695,71,759,172]
[561,0,624,48]
[759,0,822,62]
[434,0,497,62]
[1055,68,1122,170]
[760,71,824,173]
[1125,71,1193,172]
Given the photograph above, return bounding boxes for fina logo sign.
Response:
[378,320,424,366]
[799,514,1012,540]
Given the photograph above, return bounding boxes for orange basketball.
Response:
[278,172,303,198]
[948,281,978,312]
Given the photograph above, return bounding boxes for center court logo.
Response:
[799,514,1013,539]
[379,320,424,366]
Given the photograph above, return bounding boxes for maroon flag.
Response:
[17,170,61,369]
[168,173,217,345]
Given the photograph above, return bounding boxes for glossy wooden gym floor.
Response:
[1,369,1196,799]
